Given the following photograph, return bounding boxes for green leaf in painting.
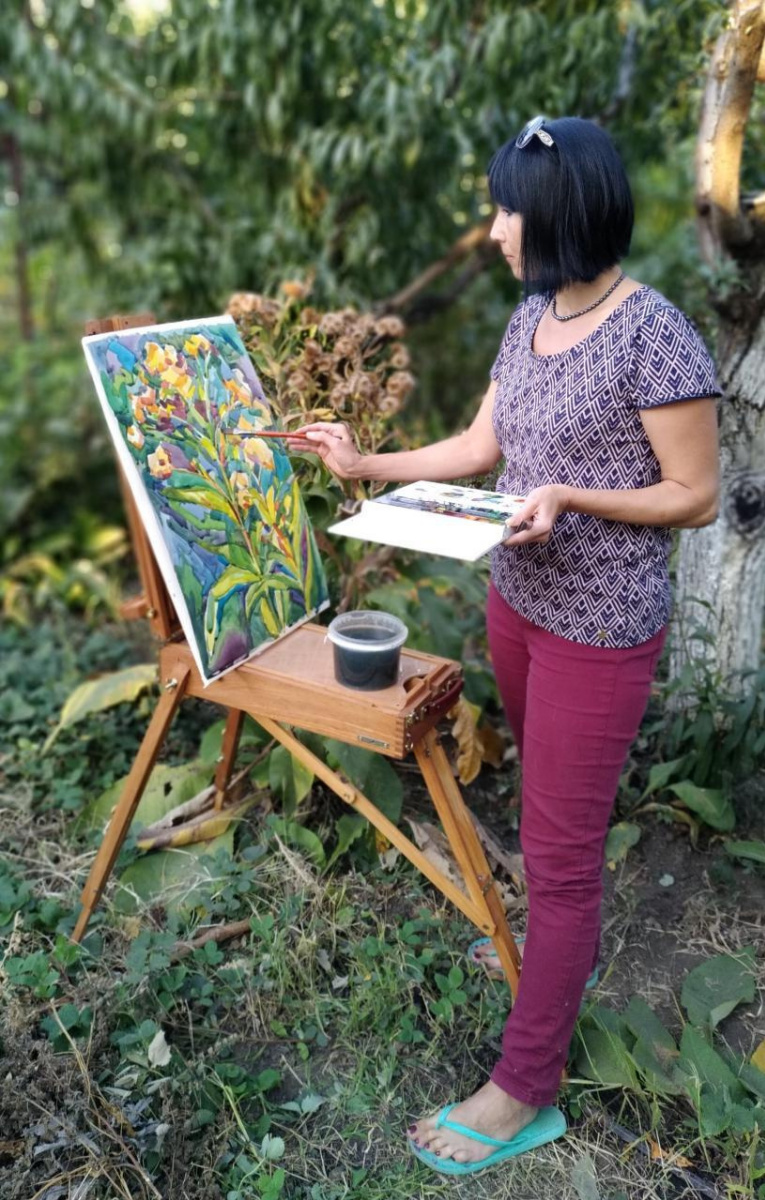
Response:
[204,565,263,654]
[245,575,291,619]
[667,781,735,831]
[209,565,262,600]
[680,949,756,1031]
[163,485,237,520]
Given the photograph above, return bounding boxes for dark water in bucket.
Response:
[333,625,401,690]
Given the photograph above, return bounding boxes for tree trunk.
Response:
[673,0,765,685]
[674,314,765,679]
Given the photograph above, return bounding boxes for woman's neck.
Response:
[553,267,624,317]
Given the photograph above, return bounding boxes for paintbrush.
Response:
[229,428,304,439]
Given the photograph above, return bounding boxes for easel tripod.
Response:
[72,313,522,997]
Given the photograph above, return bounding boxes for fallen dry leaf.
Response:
[751,1036,765,1074]
[646,1136,692,1169]
[470,812,526,889]
[476,721,505,769]
[406,818,467,895]
[148,1029,172,1068]
[448,697,483,785]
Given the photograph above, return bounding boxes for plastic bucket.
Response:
[326,610,408,691]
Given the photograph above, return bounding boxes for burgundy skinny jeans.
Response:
[486,584,667,1107]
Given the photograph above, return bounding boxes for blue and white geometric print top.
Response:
[490,286,721,649]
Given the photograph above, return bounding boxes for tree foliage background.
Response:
[1,0,729,563]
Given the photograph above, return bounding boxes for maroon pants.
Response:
[486,584,666,1107]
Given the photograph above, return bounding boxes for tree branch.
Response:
[375,218,493,314]
[695,0,765,263]
[401,243,498,324]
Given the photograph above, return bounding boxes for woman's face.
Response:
[490,207,523,279]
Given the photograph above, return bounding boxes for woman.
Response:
[290,116,721,1176]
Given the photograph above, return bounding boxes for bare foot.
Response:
[472,939,524,976]
[407,1080,537,1165]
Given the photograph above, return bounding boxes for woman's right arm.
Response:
[288,380,502,483]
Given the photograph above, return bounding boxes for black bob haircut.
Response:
[487,117,634,293]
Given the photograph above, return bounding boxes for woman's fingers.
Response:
[503,516,552,546]
[293,421,350,440]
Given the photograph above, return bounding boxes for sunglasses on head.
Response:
[515,115,555,149]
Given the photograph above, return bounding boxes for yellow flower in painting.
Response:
[224,369,253,407]
[127,424,145,449]
[144,342,177,375]
[242,438,274,471]
[147,446,173,479]
[230,470,253,511]
[183,334,212,357]
[161,364,195,400]
[130,385,158,423]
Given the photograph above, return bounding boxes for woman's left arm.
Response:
[505,397,720,546]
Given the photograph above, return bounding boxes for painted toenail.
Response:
[435,1151,440,1156]
[408,1124,416,1133]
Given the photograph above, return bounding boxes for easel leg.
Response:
[414,729,522,997]
[72,669,190,943]
[213,708,244,811]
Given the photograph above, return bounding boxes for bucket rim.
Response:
[327,610,408,652]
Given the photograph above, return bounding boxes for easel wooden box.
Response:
[73,313,522,994]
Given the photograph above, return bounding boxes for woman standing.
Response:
[290,116,721,1176]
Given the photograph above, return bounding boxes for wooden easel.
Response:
[73,313,522,995]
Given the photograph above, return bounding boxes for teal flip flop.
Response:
[408,1102,567,1175]
[467,935,599,990]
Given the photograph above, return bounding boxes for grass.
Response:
[2,616,764,1198]
[2,793,761,1199]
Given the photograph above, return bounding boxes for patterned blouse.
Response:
[490,285,721,649]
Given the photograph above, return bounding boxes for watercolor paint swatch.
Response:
[329,481,526,561]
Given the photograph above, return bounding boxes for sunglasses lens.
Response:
[515,116,550,150]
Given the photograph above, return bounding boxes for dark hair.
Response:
[487,117,634,292]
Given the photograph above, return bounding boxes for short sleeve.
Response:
[490,303,525,382]
[629,303,722,409]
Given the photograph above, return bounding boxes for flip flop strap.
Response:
[435,1105,510,1148]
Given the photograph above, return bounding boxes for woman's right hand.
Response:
[286,422,363,479]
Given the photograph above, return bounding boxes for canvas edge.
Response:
[81,314,236,348]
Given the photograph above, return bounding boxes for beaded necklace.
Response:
[551,271,625,322]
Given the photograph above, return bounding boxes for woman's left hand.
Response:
[503,484,571,546]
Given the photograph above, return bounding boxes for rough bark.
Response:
[674,0,765,684]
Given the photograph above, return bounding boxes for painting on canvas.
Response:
[82,316,329,683]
